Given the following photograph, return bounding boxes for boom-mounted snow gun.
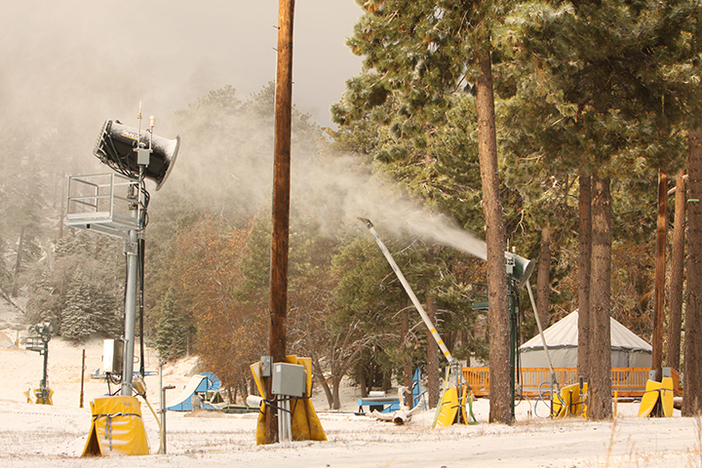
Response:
[358,217,477,426]
[359,218,551,425]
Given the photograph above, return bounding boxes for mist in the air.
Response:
[0,1,486,260]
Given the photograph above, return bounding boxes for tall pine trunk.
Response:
[683,130,702,416]
[578,173,592,382]
[476,49,510,424]
[536,225,551,329]
[589,172,612,420]
[426,295,440,408]
[666,169,686,372]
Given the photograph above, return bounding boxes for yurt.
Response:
[518,310,652,368]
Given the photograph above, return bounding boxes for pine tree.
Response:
[683,130,702,416]
[8,171,45,297]
[155,289,187,362]
[62,270,96,343]
[666,170,686,372]
[26,229,123,336]
[334,0,514,424]
[90,284,122,338]
[0,234,13,293]
[505,0,702,419]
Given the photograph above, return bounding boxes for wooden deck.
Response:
[462,367,682,398]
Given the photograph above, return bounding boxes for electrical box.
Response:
[137,148,151,166]
[103,338,123,374]
[261,355,272,377]
[505,253,516,277]
[271,363,306,397]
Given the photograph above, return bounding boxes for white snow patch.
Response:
[0,301,700,467]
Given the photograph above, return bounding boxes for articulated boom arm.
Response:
[359,218,455,365]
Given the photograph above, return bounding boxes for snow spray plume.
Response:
[292,151,487,260]
[162,89,486,258]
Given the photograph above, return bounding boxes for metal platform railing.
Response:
[65,173,140,238]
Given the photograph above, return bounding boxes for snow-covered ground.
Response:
[2,300,702,467]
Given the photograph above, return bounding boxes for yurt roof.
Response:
[519,310,652,353]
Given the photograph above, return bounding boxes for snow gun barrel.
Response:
[358,217,456,364]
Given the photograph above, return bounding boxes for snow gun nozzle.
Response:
[357,217,374,229]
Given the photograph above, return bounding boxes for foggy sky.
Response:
[1,1,488,259]
[0,1,362,130]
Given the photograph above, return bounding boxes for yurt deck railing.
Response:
[462,367,682,398]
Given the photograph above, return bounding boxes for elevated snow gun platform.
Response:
[166,372,221,411]
[24,322,54,405]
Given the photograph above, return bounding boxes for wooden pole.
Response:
[79,348,85,408]
[653,169,668,381]
[666,170,686,371]
[266,0,295,445]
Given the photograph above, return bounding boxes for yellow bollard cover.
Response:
[82,396,150,456]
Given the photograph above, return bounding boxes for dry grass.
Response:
[591,415,702,468]
[604,418,618,467]
[691,416,702,468]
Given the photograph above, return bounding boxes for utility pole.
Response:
[266,0,295,444]
[653,169,668,381]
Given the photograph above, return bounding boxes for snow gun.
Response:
[358,217,477,426]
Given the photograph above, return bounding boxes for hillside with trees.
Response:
[3,0,702,419]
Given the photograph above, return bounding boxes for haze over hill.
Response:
[0,1,363,131]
